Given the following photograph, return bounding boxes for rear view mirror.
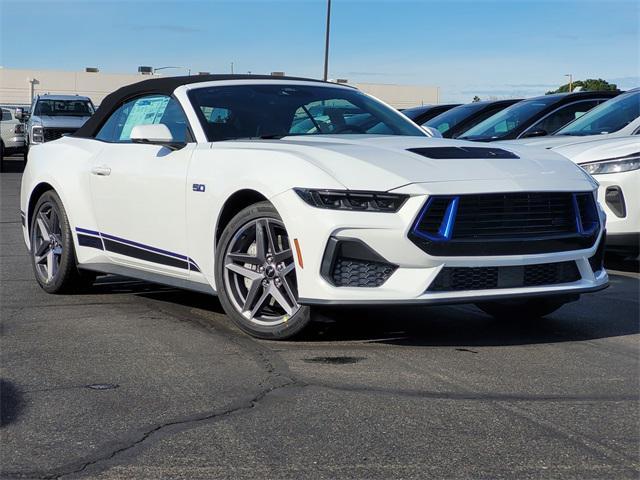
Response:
[522,128,548,138]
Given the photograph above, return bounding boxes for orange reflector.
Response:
[293,238,304,269]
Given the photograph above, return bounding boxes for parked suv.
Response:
[18,94,95,155]
[0,107,26,171]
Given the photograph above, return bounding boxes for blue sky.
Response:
[1,0,638,102]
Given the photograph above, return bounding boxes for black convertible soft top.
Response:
[74,74,331,138]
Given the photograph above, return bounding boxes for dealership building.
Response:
[0,67,440,109]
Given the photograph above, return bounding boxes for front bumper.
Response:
[272,189,608,305]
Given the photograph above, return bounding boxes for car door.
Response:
[89,94,194,277]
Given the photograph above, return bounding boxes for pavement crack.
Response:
[25,380,300,479]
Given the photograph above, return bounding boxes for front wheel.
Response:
[215,202,312,340]
[30,190,95,293]
[475,296,576,320]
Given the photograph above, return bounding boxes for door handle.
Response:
[91,166,111,176]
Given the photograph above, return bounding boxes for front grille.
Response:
[43,127,77,142]
[410,192,599,256]
[428,261,581,292]
[589,232,606,273]
[332,257,396,287]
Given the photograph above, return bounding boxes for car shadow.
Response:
[0,379,25,427]
[88,273,639,348]
[0,157,26,174]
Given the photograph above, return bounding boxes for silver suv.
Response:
[18,94,95,154]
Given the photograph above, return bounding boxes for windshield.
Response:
[189,84,426,141]
[554,91,640,136]
[34,99,94,117]
[424,103,485,134]
[459,97,558,140]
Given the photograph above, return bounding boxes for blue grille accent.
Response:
[409,192,600,256]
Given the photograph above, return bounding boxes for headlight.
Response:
[31,126,44,143]
[580,152,640,175]
[294,188,408,212]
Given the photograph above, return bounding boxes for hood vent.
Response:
[407,147,519,159]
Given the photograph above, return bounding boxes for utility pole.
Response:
[323,0,331,81]
[565,73,573,92]
[231,62,234,74]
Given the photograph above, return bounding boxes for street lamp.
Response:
[153,66,192,76]
[323,0,331,81]
[565,73,573,92]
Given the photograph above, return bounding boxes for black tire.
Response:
[215,201,313,340]
[30,190,95,293]
[0,141,5,172]
[475,296,575,320]
[23,147,28,164]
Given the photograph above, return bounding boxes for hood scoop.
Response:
[407,146,519,159]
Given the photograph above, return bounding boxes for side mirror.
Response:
[522,128,548,138]
[422,125,443,138]
[130,124,180,148]
[15,108,28,121]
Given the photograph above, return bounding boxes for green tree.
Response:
[546,78,618,94]
[472,95,481,102]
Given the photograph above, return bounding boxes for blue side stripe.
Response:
[76,227,101,236]
[99,232,188,260]
[75,227,202,272]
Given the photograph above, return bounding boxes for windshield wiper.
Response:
[258,134,288,139]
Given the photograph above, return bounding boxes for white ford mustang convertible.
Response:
[21,75,608,339]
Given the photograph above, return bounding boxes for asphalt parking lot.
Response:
[1,154,639,479]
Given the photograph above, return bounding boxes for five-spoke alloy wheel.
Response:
[30,191,95,293]
[216,202,312,339]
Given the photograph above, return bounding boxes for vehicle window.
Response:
[34,99,94,117]
[424,104,483,134]
[526,100,601,136]
[96,95,188,143]
[189,84,425,141]
[1,109,11,121]
[459,97,559,140]
[554,91,640,136]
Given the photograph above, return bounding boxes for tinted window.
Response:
[424,103,485,134]
[526,100,601,135]
[1,109,11,121]
[459,97,560,140]
[555,91,640,136]
[96,95,188,143]
[189,84,425,141]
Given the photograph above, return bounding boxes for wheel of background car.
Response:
[332,125,366,134]
[0,141,5,172]
[30,191,95,293]
[475,297,573,320]
[215,201,313,340]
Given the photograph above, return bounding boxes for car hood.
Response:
[551,136,640,165]
[31,115,91,128]
[218,135,594,192]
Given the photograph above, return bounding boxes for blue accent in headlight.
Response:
[411,196,460,242]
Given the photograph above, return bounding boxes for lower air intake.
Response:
[332,258,397,287]
[428,261,581,292]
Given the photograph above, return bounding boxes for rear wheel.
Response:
[0,141,5,172]
[215,202,312,340]
[30,191,95,293]
[475,296,576,320]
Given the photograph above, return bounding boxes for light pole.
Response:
[153,66,191,76]
[323,0,331,81]
[565,73,573,92]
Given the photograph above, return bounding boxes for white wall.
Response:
[0,68,440,109]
